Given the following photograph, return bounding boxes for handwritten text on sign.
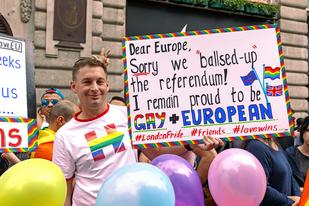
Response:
[124,25,291,146]
[0,36,27,118]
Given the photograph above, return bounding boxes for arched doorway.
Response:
[0,14,13,36]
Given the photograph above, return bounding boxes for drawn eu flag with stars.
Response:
[241,70,258,86]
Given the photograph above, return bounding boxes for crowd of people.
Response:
[0,51,308,206]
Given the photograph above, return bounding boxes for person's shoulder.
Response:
[246,139,264,148]
[246,140,270,152]
[286,145,297,155]
[55,118,77,136]
[245,140,273,160]
[109,104,127,115]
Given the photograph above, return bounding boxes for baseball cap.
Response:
[41,88,64,100]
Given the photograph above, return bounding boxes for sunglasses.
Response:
[41,99,59,107]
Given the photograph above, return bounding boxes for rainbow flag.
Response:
[264,66,280,80]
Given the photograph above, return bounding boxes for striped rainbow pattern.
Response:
[0,118,38,152]
[123,39,132,145]
[156,115,166,123]
[123,23,293,149]
[264,66,281,80]
[124,25,275,41]
[86,130,125,161]
[275,25,294,134]
[146,116,155,125]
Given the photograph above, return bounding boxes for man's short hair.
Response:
[72,57,107,80]
[49,100,77,123]
[41,88,64,100]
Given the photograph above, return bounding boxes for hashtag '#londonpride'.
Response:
[191,128,198,136]
[233,125,240,134]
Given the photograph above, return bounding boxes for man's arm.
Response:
[196,149,217,184]
[189,137,222,184]
[1,152,21,165]
[52,133,76,206]
[64,177,74,206]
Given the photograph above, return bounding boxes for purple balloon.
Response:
[152,154,204,206]
[208,148,266,206]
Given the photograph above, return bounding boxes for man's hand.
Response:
[1,152,21,165]
[288,196,300,206]
[99,48,111,66]
[190,136,224,153]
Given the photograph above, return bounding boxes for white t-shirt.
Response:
[53,104,136,206]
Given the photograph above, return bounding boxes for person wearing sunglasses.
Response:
[39,88,64,129]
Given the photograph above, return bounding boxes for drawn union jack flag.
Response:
[266,84,283,96]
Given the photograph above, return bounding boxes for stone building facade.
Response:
[279,0,308,119]
[0,0,308,118]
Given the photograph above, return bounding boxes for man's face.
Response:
[71,65,109,112]
[41,93,62,118]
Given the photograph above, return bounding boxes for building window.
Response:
[0,14,13,36]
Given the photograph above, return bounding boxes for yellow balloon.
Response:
[0,158,67,206]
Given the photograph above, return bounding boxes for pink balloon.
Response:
[208,148,266,206]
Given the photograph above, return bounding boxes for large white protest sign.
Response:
[0,35,37,152]
[123,24,292,148]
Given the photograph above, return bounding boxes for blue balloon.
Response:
[96,163,175,206]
